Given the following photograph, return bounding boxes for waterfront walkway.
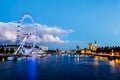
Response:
[0,53,120,61]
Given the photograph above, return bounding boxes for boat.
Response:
[7,56,26,61]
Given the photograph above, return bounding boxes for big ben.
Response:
[94,41,97,51]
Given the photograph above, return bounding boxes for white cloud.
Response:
[0,22,73,44]
[35,23,74,38]
[0,22,17,42]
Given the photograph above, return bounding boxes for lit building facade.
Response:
[94,41,97,51]
[88,43,92,51]
[80,41,98,54]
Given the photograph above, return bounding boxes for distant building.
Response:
[94,41,97,51]
[88,43,92,50]
[80,41,98,54]
[86,50,92,54]
[0,44,48,52]
[39,46,48,51]
[0,44,18,51]
[80,49,91,54]
[81,49,85,54]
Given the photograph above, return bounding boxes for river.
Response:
[0,54,120,80]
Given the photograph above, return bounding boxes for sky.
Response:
[0,0,120,50]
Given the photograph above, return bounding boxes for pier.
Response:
[0,54,28,61]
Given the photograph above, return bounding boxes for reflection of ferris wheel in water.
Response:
[15,13,37,54]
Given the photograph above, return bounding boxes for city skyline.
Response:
[1,0,120,49]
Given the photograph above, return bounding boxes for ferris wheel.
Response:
[15,13,37,54]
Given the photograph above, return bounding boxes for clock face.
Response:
[95,44,97,46]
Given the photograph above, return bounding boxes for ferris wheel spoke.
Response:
[15,13,37,55]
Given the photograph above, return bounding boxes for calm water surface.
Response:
[0,54,120,80]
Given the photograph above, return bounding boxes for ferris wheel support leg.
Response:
[14,36,27,54]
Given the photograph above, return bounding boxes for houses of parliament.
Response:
[81,41,98,54]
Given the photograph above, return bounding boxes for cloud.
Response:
[0,22,73,44]
[36,23,74,38]
[0,22,17,42]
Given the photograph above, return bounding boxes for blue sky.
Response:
[0,0,120,50]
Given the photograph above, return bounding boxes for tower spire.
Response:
[94,41,97,51]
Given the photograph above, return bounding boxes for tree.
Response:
[5,48,9,54]
[56,48,59,53]
[0,47,4,54]
[76,45,80,51]
[10,48,15,54]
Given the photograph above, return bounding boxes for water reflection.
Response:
[2,58,5,62]
[94,56,108,61]
[93,56,120,73]
[109,60,115,67]
[108,59,120,67]
[1,54,120,80]
[27,58,37,80]
[109,59,120,73]
[94,57,99,66]
[74,57,80,64]
[0,58,5,62]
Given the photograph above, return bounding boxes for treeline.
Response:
[96,46,120,53]
[0,47,15,54]
[46,50,56,53]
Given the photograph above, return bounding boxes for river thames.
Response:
[0,54,120,80]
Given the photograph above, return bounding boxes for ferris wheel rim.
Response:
[16,13,37,53]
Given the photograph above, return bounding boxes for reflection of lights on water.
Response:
[74,57,80,64]
[109,60,115,67]
[94,57,99,66]
[68,54,70,57]
[109,59,120,67]
[108,59,120,72]
[102,57,108,61]
[115,59,120,64]
[47,54,51,56]
[109,60,116,73]
[55,54,58,58]
[62,54,64,57]
[94,61,98,66]
[74,55,76,57]
[85,55,89,57]
[94,56,110,66]
[77,57,80,62]
[77,55,80,57]
[2,58,5,62]
[94,56,99,60]
[95,56,108,61]
[74,55,80,58]
[27,59,37,80]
